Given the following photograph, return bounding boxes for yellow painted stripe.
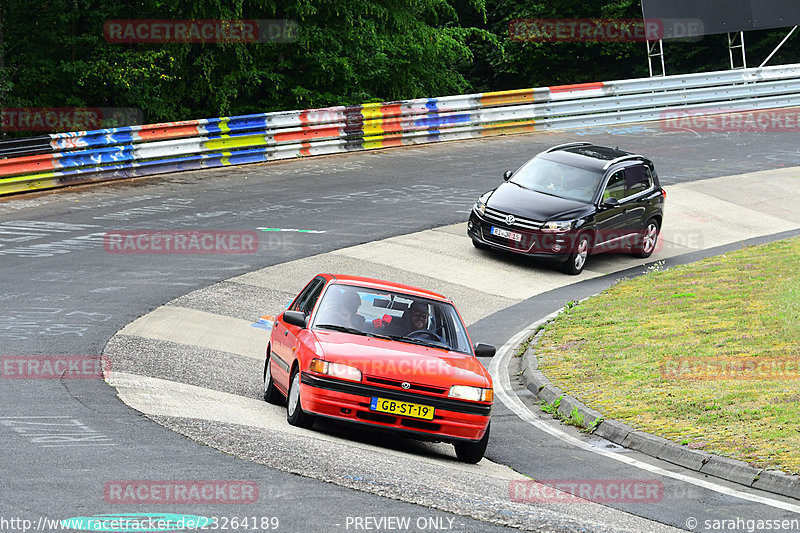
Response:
[204,134,267,151]
[361,104,384,136]
[217,117,231,134]
[0,170,58,183]
[480,89,536,107]
[480,120,538,136]
[362,120,385,136]
[363,139,385,150]
[360,103,383,120]
[0,175,61,195]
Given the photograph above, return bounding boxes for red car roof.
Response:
[323,273,450,302]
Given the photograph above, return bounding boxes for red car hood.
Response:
[311,330,492,389]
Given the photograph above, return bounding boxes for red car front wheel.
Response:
[454,422,490,463]
[286,369,314,428]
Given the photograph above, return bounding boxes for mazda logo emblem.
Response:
[401,382,411,389]
[505,214,515,225]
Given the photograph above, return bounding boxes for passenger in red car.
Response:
[317,289,365,330]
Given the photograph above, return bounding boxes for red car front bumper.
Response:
[300,372,490,442]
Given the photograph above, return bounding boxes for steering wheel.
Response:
[406,329,444,343]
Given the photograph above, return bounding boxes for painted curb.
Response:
[520,332,800,501]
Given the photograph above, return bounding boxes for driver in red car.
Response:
[407,301,430,332]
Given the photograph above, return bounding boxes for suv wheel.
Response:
[633,219,659,258]
[562,233,591,275]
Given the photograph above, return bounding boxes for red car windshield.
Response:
[311,285,473,354]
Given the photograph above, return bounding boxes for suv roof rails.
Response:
[602,154,646,170]
[543,142,593,153]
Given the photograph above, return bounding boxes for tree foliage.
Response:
[1,0,798,131]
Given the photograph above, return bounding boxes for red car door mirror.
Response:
[283,310,308,328]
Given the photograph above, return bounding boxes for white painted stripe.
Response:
[41,444,117,447]
[489,318,800,513]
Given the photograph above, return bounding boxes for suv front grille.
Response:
[483,207,544,230]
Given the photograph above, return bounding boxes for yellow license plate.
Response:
[370,397,435,420]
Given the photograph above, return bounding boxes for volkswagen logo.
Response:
[401,382,411,389]
[505,214,516,225]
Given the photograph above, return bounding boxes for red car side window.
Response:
[290,277,325,314]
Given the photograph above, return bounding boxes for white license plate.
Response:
[491,226,523,242]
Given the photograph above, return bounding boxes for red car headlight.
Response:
[448,385,493,402]
[310,358,362,382]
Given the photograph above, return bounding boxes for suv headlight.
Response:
[473,192,491,216]
[542,220,573,233]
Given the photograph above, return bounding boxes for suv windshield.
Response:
[511,157,603,203]
[311,284,473,354]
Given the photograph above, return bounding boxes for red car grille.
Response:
[364,376,448,395]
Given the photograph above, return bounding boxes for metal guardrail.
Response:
[2,63,800,196]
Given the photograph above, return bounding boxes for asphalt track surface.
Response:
[2,122,800,532]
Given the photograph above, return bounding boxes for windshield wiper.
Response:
[316,324,396,341]
[315,324,366,336]
[388,335,450,350]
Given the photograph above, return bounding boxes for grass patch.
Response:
[534,236,800,474]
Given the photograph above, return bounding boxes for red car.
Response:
[263,274,496,463]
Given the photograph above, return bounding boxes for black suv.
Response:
[467,142,665,275]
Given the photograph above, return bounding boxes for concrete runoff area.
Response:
[102,166,800,527]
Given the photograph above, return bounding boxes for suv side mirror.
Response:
[602,197,620,208]
[503,170,513,181]
[283,310,307,328]
[473,343,496,357]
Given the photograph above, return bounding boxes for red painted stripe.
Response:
[0,154,59,177]
[549,82,605,93]
[376,136,403,148]
[380,103,404,118]
[274,125,342,143]
[136,123,202,141]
